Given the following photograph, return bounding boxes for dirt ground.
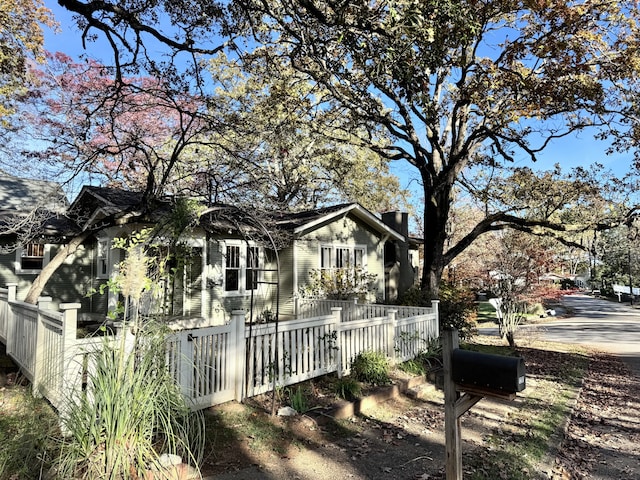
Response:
[1,339,636,479]
[200,345,639,480]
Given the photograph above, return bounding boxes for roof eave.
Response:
[293,204,405,242]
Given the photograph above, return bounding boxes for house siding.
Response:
[0,239,109,319]
[294,216,386,303]
[276,246,295,318]
[1,200,398,325]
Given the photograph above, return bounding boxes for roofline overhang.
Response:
[293,203,405,242]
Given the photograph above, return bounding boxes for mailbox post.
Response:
[443,328,526,479]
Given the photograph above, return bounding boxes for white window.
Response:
[246,246,259,291]
[16,243,50,274]
[224,245,240,292]
[336,247,350,268]
[222,241,262,295]
[354,247,365,268]
[96,238,110,278]
[318,244,367,271]
[320,246,332,271]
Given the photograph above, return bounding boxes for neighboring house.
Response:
[0,174,82,308]
[0,180,419,324]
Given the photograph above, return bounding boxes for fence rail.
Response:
[295,297,434,322]
[0,283,439,416]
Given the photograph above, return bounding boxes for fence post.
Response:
[6,283,16,302]
[59,303,80,354]
[37,296,53,311]
[32,296,54,397]
[231,310,246,401]
[178,327,194,400]
[58,303,80,434]
[387,309,398,363]
[443,328,462,480]
[331,307,343,377]
[431,299,440,337]
[5,284,17,355]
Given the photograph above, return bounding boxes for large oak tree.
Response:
[239,1,640,294]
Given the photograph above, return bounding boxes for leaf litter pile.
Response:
[551,353,639,480]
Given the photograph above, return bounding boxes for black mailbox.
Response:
[452,349,526,393]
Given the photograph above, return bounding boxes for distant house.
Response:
[0,179,419,324]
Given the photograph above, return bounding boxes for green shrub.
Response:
[398,283,478,341]
[437,283,478,341]
[300,267,378,301]
[398,358,426,375]
[396,285,431,307]
[399,337,443,375]
[350,351,390,385]
[333,377,362,401]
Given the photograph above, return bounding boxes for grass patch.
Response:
[466,347,589,479]
[0,380,59,479]
[476,301,498,325]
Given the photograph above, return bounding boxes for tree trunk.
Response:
[420,180,453,299]
[24,232,92,304]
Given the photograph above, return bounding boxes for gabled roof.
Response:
[198,203,406,246]
[68,186,148,228]
[271,203,405,241]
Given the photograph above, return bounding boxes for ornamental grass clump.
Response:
[350,350,390,385]
[57,324,205,479]
[333,376,362,401]
[56,230,205,479]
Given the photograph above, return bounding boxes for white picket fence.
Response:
[295,297,434,322]
[0,283,440,413]
[0,285,103,415]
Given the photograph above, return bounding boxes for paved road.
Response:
[542,293,640,376]
[483,293,640,376]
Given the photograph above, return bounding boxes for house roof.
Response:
[68,186,153,229]
[0,174,77,238]
[198,203,405,242]
[0,174,68,214]
[272,203,406,242]
[67,186,407,244]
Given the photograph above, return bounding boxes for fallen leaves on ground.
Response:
[551,353,639,480]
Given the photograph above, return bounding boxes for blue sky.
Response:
[42,1,634,201]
